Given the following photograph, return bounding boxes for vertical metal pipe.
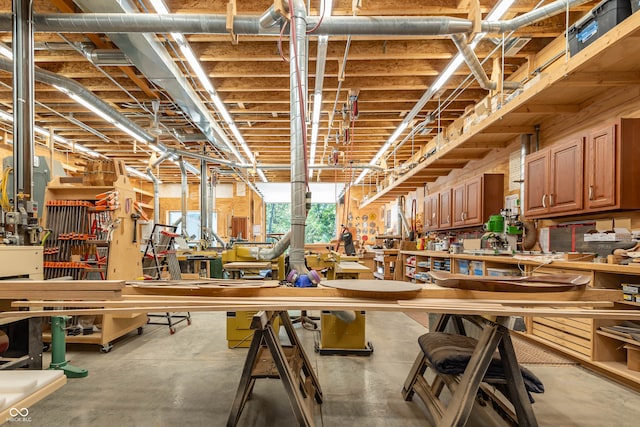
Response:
[200,157,208,239]
[179,161,188,238]
[209,169,215,233]
[520,134,530,214]
[289,0,308,271]
[12,0,34,208]
[145,168,160,226]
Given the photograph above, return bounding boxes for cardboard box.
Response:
[625,345,640,372]
[583,232,632,242]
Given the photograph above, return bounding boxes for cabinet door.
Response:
[452,183,466,227]
[439,189,452,228]
[549,137,584,213]
[524,149,550,217]
[463,177,482,225]
[425,193,439,230]
[586,124,616,209]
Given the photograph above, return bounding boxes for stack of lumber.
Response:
[0,280,124,301]
[4,293,640,321]
[1,276,637,322]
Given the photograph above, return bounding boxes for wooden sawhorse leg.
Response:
[439,316,537,427]
[226,311,322,427]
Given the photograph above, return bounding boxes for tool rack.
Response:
[40,163,148,352]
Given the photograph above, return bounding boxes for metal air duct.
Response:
[482,0,593,33]
[179,160,188,237]
[12,0,34,210]
[72,0,236,156]
[0,57,155,144]
[451,34,521,91]
[24,14,473,36]
[289,0,309,274]
[145,167,161,225]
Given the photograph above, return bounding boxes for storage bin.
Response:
[487,267,521,277]
[632,0,639,13]
[458,260,470,275]
[568,0,632,56]
[470,261,483,276]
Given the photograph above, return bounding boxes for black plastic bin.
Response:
[568,0,632,56]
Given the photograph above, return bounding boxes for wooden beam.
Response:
[557,71,640,87]
[512,104,580,114]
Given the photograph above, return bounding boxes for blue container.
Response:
[568,0,632,56]
[458,260,470,275]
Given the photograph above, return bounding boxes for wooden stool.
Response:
[402,316,540,427]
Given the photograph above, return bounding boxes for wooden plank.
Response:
[532,322,592,347]
[531,327,592,357]
[0,290,121,300]
[0,280,125,291]
[223,262,272,270]
[4,298,640,321]
[534,317,593,340]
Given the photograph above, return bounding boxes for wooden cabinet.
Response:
[424,192,439,231]
[451,174,503,228]
[372,249,398,280]
[438,189,452,229]
[525,118,640,219]
[524,137,584,218]
[585,119,640,211]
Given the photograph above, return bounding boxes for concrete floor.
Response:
[17,311,640,427]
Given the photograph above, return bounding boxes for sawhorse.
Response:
[227,310,323,427]
[402,314,538,427]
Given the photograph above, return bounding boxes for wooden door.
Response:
[425,193,439,230]
[549,137,584,214]
[524,149,550,217]
[231,216,249,240]
[463,177,482,225]
[452,182,466,227]
[438,189,452,229]
[586,124,616,209]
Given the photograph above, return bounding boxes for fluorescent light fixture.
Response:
[321,0,334,18]
[149,0,170,14]
[150,0,264,181]
[0,109,12,121]
[211,93,233,124]
[34,125,69,144]
[312,93,322,124]
[114,121,147,143]
[126,166,153,181]
[355,0,515,186]
[0,108,100,157]
[68,92,115,124]
[179,43,215,94]
[73,143,101,158]
[148,143,164,153]
[354,169,369,185]
[486,0,516,21]
[0,43,12,59]
[257,169,267,183]
[432,53,465,92]
[182,160,201,175]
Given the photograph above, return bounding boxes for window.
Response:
[167,211,217,241]
[265,202,336,243]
